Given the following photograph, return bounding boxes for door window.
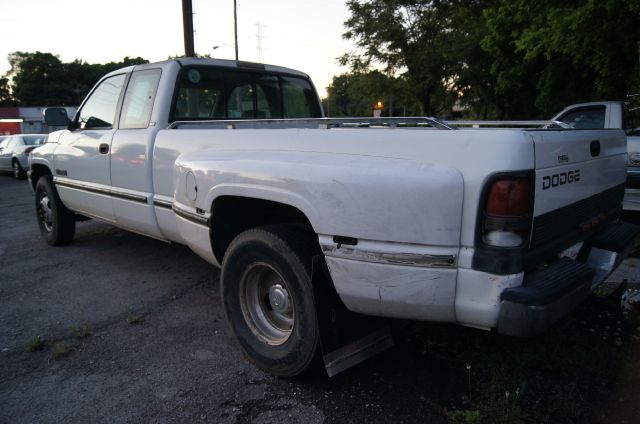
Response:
[281,76,321,118]
[78,74,126,130]
[558,107,606,129]
[120,69,162,129]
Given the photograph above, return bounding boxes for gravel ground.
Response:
[0,176,450,424]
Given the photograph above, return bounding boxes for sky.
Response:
[0,0,355,97]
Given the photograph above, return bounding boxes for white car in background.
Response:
[0,134,47,179]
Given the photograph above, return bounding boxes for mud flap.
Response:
[311,255,394,377]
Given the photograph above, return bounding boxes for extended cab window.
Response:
[558,106,606,129]
[120,69,162,129]
[171,68,320,121]
[78,74,126,130]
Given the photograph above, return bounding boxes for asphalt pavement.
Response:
[0,176,449,424]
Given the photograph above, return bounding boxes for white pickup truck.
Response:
[550,100,640,211]
[31,59,638,377]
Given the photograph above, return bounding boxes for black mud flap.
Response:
[311,255,394,377]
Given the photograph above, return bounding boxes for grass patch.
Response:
[126,311,147,325]
[69,323,92,339]
[51,342,76,359]
[403,299,640,423]
[25,335,43,352]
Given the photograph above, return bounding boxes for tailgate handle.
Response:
[590,140,600,157]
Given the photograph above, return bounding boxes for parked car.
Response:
[0,134,47,179]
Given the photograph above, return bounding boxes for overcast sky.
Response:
[0,0,355,96]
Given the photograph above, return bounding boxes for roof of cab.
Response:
[102,58,310,80]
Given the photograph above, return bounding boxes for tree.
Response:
[342,0,490,116]
[482,0,640,117]
[342,0,640,119]
[325,71,423,117]
[0,77,16,106]
[3,52,149,106]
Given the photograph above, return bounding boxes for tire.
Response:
[12,160,26,180]
[221,225,320,377]
[35,175,76,246]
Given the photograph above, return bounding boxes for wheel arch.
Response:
[209,194,317,265]
[29,164,52,190]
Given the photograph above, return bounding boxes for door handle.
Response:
[99,143,109,154]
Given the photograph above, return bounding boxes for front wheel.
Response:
[35,175,75,246]
[12,160,26,180]
[221,225,320,377]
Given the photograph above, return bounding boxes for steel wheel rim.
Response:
[38,193,53,232]
[239,263,294,345]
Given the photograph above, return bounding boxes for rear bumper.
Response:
[496,221,640,336]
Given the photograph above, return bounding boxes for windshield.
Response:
[22,135,47,145]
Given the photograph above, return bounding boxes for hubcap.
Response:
[239,263,294,345]
[38,194,53,232]
[13,162,19,177]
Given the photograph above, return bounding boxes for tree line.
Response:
[327,0,640,119]
[0,52,148,107]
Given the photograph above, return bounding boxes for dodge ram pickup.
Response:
[31,58,639,377]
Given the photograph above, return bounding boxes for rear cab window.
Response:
[557,106,606,129]
[171,67,321,122]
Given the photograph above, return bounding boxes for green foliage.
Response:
[3,52,148,106]
[343,0,640,119]
[325,70,423,117]
[0,77,16,106]
[51,342,75,359]
[25,335,43,352]
[410,300,638,423]
[69,324,92,339]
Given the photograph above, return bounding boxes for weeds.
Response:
[69,323,92,339]
[418,298,639,423]
[51,342,75,359]
[126,310,147,325]
[25,335,43,352]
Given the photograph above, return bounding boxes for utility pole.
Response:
[255,22,263,62]
[182,0,195,57]
[234,0,239,60]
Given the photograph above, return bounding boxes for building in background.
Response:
[0,106,77,135]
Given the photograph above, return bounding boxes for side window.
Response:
[281,77,321,118]
[120,69,162,129]
[558,107,606,129]
[174,68,225,120]
[78,74,126,130]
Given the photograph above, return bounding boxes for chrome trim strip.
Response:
[153,198,174,209]
[111,189,148,203]
[54,177,148,204]
[322,244,456,268]
[173,204,210,227]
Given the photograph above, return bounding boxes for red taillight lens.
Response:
[486,179,531,217]
[24,147,36,155]
[482,177,532,248]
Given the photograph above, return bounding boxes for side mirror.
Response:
[43,107,70,127]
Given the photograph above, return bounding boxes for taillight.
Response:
[24,147,36,155]
[482,176,532,248]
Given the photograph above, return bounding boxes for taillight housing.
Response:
[481,176,533,248]
[24,147,36,155]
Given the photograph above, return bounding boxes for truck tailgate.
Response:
[527,129,627,250]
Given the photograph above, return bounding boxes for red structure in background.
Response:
[0,107,22,135]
